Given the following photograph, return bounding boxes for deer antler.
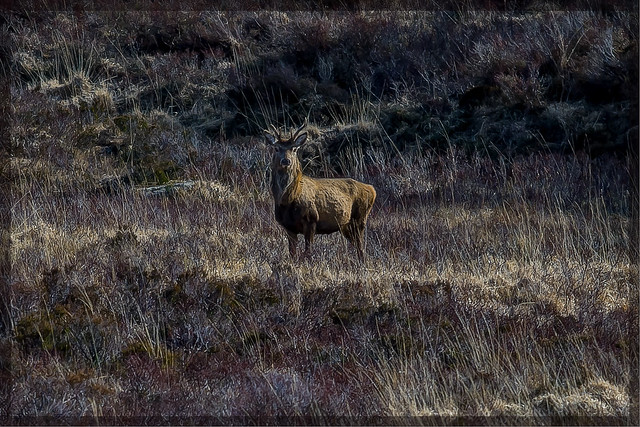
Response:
[288,121,308,148]
[267,124,282,144]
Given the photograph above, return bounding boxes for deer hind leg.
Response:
[343,220,365,261]
[347,199,371,261]
[354,223,365,261]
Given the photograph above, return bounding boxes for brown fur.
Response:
[267,124,376,260]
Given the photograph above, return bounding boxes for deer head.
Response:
[265,122,308,173]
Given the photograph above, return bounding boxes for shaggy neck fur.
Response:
[272,164,302,206]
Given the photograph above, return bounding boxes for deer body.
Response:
[268,124,376,260]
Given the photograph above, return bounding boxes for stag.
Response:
[266,123,376,261]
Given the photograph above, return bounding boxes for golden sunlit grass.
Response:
[4,5,637,425]
[8,141,634,423]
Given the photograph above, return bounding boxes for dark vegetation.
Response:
[2,2,638,424]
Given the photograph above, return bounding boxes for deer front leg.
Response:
[286,231,298,258]
[303,222,316,257]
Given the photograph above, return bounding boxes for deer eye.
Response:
[280,158,291,166]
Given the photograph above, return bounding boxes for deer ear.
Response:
[265,133,278,146]
[291,132,307,148]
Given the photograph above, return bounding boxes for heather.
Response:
[2,4,638,424]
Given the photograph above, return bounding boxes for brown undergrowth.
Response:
[8,142,634,423]
[4,5,637,425]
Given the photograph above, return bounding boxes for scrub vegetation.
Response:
[2,2,638,424]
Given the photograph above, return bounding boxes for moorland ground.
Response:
[1,3,638,424]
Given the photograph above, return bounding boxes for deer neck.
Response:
[272,166,302,205]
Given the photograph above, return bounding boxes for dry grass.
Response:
[7,141,635,423]
[3,5,637,426]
